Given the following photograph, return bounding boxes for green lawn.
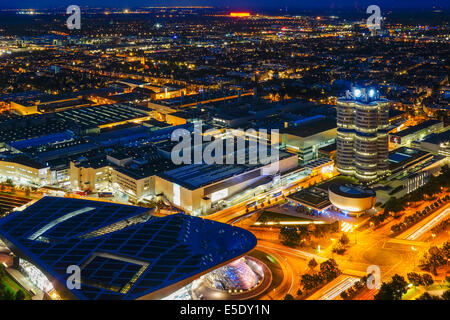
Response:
[0,272,32,300]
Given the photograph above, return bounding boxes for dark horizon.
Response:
[0,0,449,10]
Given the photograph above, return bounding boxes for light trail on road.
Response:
[257,243,325,262]
[318,276,359,300]
[255,246,295,300]
[405,207,450,240]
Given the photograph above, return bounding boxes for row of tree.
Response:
[340,275,370,300]
[406,272,434,287]
[391,195,448,234]
[300,259,341,292]
[374,274,409,300]
[374,273,449,300]
[430,218,450,235]
[370,165,450,227]
[417,290,450,300]
[279,221,340,247]
[419,241,450,275]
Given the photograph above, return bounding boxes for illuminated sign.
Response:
[272,191,282,198]
[173,184,181,206]
[321,164,334,174]
[390,136,401,144]
[230,12,251,17]
[211,188,228,202]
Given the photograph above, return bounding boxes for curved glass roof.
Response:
[0,197,256,300]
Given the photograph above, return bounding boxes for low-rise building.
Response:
[69,156,111,193]
[412,127,450,158]
[276,117,337,164]
[0,154,50,186]
[389,120,444,148]
[155,150,298,215]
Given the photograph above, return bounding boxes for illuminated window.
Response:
[173,184,181,206]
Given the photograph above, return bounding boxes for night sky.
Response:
[0,0,447,9]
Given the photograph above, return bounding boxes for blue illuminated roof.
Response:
[389,152,411,163]
[9,131,74,150]
[0,197,256,300]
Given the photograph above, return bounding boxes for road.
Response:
[255,244,296,300]
[206,173,327,224]
[315,276,360,300]
[203,167,449,300]
[404,204,450,241]
[257,240,326,263]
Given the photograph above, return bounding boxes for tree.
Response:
[374,274,408,300]
[15,290,25,300]
[441,290,450,300]
[389,275,409,299]
[407,272,423,287]
[300,273,322,291]
[308,258,318,270]
[284,294,294,300]
[408,191,422,203]
[329,221,339,233]
[339,233,350,246]
[422,274,434,287]
[279,227,301,247]
[296,289,303,297]
[375,283,395,300]
[0,287,15,300]
[384,197,405,215]
[319,259,341,282]
[5,179,14,188]
[417,292,441,300]
[340,291,349,300]
[421,244,448,274]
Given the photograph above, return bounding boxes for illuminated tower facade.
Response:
[337,88,389,182]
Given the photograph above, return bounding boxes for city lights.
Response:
[0,2,447,306]
[230,12,251,17]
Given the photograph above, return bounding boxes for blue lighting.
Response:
[368,89,375,97]
[354,89,361,97]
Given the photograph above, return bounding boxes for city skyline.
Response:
[0,0,449,9]
[0,2,448,305]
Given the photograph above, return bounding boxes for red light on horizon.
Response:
[230,12,251,17]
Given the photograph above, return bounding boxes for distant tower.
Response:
[336,88,389,182]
